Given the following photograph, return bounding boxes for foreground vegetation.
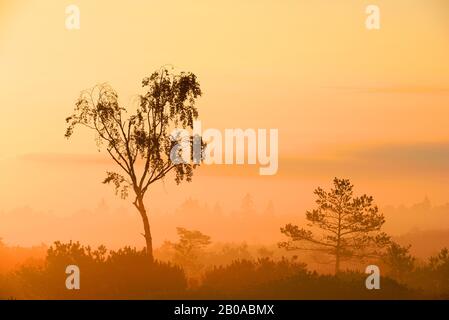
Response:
[1,179,448,300]
[1,240,449,300]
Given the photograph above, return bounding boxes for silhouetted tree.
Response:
[280,178,390,274]
[172,228,211,275]
[429,248,449,294]
[65,68,203,261]
[383,242,415,281]
[429,248,449,269]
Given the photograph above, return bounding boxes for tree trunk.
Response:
[135,197,154,263]
[335,250,341,275]
[336,209,342,275]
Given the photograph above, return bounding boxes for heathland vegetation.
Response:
[1,179,449,299]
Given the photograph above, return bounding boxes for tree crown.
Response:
[280,178,390,261]
[65,68,202,199]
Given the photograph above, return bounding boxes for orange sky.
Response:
[1,0,449,246]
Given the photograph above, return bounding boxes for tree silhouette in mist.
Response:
[280,178,390,274]
[171,227,211,276]
[65,67,203,261]
[383,242,415,281]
